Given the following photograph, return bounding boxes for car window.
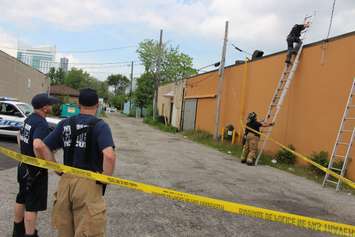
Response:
[17,103,33,116]
[0,103,22,117]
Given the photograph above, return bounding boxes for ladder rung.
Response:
[330,167,342,172]
[341,130,353,133]
[326,180,338,185]
[337,142,349,145]
[334,155,345,159]
[344,117,355,120]
[347,105,355,108]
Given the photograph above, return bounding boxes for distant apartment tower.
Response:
[60,57,69,73]
[17,42,56,74]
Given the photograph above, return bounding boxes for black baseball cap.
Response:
[79,88,98,106]
[31,93,60,109]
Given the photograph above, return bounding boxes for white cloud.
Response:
[0,0,354,68]
[1,0,353,42]
[0,0,114,30]
[0,28,17,57]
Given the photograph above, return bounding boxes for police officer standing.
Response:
[35,88,116,237]
[13,93,59,237]
[241,112,274,166]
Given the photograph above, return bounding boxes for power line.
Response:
[229,43,252,56]
[326,0,337,39]
[64,60,140,65]
[75,63,143,69]
[0,45,137,54]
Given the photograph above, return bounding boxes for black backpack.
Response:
[67,115,102,172]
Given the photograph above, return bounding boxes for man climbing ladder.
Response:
[254,15,313,166]
[285,21,310,64]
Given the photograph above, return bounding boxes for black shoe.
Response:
[246,160,255,166]
[241,159,246,163]
[12,220,25,237]
[285,60,291,64]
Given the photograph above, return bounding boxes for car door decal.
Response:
[0,118,23,130]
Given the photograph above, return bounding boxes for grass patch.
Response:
[141,123,354,194]
[143,117,178,133]
[183,130,243,157]
[182,130,354,194]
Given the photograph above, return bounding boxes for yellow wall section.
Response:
[185,33,355,180]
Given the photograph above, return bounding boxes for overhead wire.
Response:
[229,43,252,56]
[325,0,337,40]
[0,45,137,54]
[61,60,140,65]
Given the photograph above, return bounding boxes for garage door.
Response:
[183,99,197,131]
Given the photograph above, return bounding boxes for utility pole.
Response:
[153,29,163,120]
[129,61,134,114]
[214,21,229,140]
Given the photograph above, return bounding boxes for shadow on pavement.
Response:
[0,135,19,170]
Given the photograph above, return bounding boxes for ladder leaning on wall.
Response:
[323,79,355,191]
[254,16,313,166]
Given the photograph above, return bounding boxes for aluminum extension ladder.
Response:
[323,79,355,191]
[255,16,313,166]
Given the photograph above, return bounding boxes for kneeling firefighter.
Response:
[241,112,274,166]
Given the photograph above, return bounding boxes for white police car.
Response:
[0,97,61,137]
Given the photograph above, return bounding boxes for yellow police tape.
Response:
[240,120,355,190]
[0,145,354,237]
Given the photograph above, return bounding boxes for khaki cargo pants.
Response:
[52,174,106,237]
[241,133,260,164]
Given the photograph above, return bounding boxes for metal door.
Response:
[183,99,197,131]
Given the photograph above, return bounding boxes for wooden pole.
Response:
[129,61,134,114]
[153,29,163,120]
[213,21,229,140]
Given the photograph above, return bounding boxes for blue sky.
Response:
[0,0,354,80]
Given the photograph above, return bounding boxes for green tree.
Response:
[110,94,126,110]
[63,68,110,100]
[106,74,130,95]
[47,67,56,84]
[47,67,65,85]
[162,47,197,82]
[137,39,197,82]
[133,72,155,109]
[64,68,90,89]
[55,68,65,85]
[137,39,197,119]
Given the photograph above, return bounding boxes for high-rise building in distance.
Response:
[60,57,69,73]
[17,42,56,74]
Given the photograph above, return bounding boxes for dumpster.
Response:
[60,103,80,118]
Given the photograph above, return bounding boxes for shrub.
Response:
[309,151,329,175]
[309,151,343,175]
[274,145,296,164]
[145,104,153,117]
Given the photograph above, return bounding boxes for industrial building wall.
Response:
[158,83,175,120]
[158,81,185,129]
[184,32,355,180]
[0,50,48,103]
